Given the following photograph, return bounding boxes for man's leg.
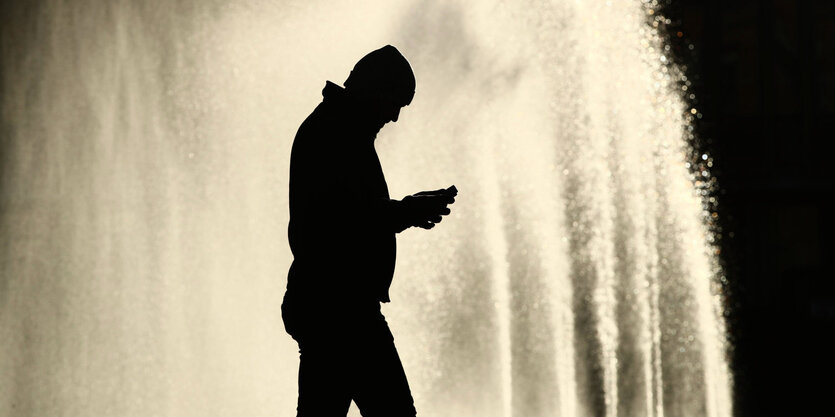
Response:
[350,318,417,417]
[296,343,353,417]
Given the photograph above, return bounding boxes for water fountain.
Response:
[0,0,732,416]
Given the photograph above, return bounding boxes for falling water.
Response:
[0,0,732,416]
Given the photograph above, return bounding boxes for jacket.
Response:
[285,81,409,308]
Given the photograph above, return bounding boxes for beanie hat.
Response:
[344,45,416,106]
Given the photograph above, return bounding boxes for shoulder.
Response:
[297,102,350,143]
[291,103,351,166]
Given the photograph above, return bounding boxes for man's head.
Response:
[344,45,415,128]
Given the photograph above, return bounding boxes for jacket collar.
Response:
[322,81,345,102]
[321,81,381,143]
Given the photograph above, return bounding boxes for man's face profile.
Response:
[343,45,415,133]
[378,95,405,124]
[366,92,407,132]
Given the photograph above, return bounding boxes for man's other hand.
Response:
[402,185,457,229]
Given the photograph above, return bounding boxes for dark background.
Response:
[660,1,834,416]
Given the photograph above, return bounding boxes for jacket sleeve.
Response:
[324,142,415,234]
[325,171,413,234]
[371,198,412,233]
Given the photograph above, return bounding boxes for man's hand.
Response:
[401,185,457,229]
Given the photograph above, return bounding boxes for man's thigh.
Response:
[296,346,352,417]
[294,310,416,417]
[349,328,417,417]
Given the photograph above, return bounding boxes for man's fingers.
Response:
[406,192,455,229]
[413,188,446,197]
[430,195,454,208]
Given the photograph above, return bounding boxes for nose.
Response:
[391,107,400,123]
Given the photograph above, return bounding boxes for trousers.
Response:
[282,295,417,417]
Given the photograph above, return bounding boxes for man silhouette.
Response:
[281,45,456,417]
